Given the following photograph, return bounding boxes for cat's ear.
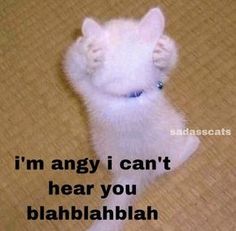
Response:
[82,18,103,37]
[139,8,165,42]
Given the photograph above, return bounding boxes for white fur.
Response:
[64,7,200,231]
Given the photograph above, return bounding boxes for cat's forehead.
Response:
[104,19,139,43]
[105,19,138,31]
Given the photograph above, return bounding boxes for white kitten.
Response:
[64,7,199,231]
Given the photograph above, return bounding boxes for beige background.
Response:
[0,0,235,230]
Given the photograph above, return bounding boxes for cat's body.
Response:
[64,8,199,231]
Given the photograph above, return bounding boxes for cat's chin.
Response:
[90,70,161,96]
[92,78,155,97]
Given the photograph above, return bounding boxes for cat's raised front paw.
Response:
[153,35,177,71]
[83,39,104,74]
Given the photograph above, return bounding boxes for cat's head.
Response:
[82,7,165,97]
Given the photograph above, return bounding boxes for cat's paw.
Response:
[153,35,177,71]
[88,221,122,231]
[87,222,112,231]
[83,39,104,74]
